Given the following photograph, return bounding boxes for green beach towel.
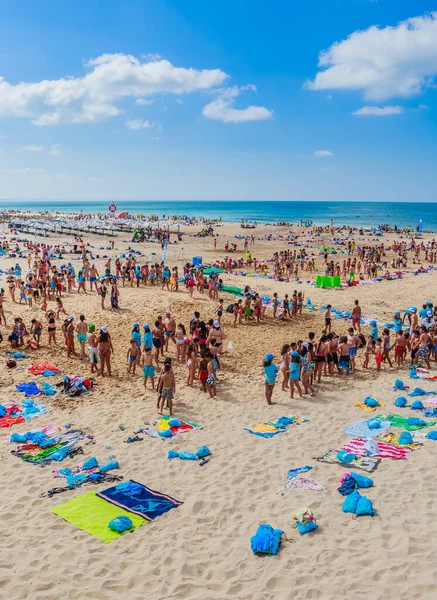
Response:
[51,491,147,543]
[374,413,436,431]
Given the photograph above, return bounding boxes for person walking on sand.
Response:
[352,299,361,333]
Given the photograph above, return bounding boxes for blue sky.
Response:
[0,0,436,201]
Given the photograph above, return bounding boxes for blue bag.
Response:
[296,520,318,535]
[395,396,408,408]
[108,516,133,533]
[337,450,356,464]
[411,400,424,410]
[350,472,373,488]
[83,457,99,470]
[367,419,381,429]
[158,429,173,438]
[364,397,380,408]
[426,431,437,440]
[196,445,210,458]
[99,461,119,472]
[398,432,413,445]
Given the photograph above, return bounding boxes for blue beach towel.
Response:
[97,479,183,521]
[344,419,390,439]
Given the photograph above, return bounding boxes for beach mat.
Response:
[97,480,183,520]
[51,491,147,543]
[314,450,381,473]
[374,413,436,431]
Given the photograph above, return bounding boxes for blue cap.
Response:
[143,324,150,330]
[370,320,377,326]
[133,322,139,328]
[265,353,274,361]
[291,351,299,357]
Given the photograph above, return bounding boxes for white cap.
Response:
[101,326,108,333]
[67,315,74,321]
[213,320,220,328]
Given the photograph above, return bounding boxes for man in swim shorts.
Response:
[75,314,88,360]
[351,299,362,333]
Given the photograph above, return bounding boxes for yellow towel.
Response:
[381,432,422,450]
[354,401,385,412]
[251,424,278,433]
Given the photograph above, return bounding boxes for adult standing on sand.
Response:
[110,278,119,310]
[87,324,98,374]
[75,314,88,360]
[352,299,362,333]
[98,326,114,377]
[164,311,176,352]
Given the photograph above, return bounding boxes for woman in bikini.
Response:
[280,344,291,391]
[98,327,114,377]
[186,342,197,386]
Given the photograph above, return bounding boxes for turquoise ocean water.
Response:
[0,200,435,231]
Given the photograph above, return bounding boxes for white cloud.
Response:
[0,53,228,126]
[314,149,334,157]
[136,98,154,106]
[126,119,157,130]
[176,99,183,104]
[306,12,437,100]
[353,105,404,116]
[22,145,44,152]
[48,143,62,156]
[202,85,272,123]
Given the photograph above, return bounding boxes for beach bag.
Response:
[411,400,424,410]
[395,396,408,408]
[108,516,133,533]
[364,397,380,408]
[350,472,373,488]
[398,432,413,445]
[226,304,234,314]
[6,360,16,368]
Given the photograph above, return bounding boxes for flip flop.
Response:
[199,459,210,467]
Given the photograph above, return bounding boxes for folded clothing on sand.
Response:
[28,362,61,376]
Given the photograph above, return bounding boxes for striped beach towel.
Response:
[340,438,411,460]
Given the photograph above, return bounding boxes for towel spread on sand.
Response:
[51,491,147,543]
[287,465,314,480]
[11,429,92,464]
[315,450,381,473]
[344,419,391,438]
[374,413,436,431]
[141,416,203,438]
[97,480,183,520]
[354,401,385,412]
[157,415,203,433]
[0,401,48,428]
[283,477,326,492]
[340,438,411,460]
[245,416,308,438]
[380,432,423,450]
